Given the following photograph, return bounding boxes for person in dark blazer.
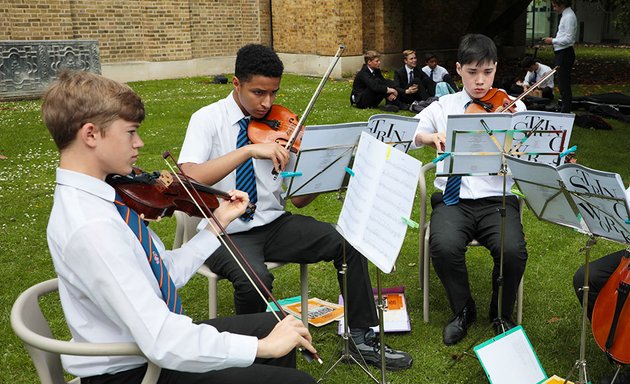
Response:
[394,49,432,104]
[350,50,407,112]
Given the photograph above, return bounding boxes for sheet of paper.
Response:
[338,286,411,333]
[439,111,574,176]
[559,164,630,244]
[337,132,422,273]
[506,155,582,229]
[506,155,630,244]
[364,114,419,153]
[474,326,547,384]
[284,122,366,197]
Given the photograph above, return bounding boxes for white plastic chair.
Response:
[174,211,309,327]
[10,278,160,384]
[418,162,524,323]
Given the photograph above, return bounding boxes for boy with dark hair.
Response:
[350,50,407,112]
[179,44,412,371]
[43,70,317,384]
[519,56,554,100]
[422,53,459,95]
[414,34,528,346]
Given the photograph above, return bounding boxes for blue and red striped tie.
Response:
[114,193,183,314]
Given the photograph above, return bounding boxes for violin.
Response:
[106,167,256,221]
[465,66,559,114]
[591,250,630,364]
[466,88,517,114]
[249,45,345,178]
[249,104,304,153]
[134,152,322,364]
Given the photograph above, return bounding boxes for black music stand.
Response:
[318,132,421,384]
[440,111,571,335]
[505,155,630,384]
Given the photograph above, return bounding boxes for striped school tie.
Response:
[114,193,184,314]
[442,175,462,205]
[442,100,473,206]
[235,117,257,221]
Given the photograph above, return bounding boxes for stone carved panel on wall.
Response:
[0,40,101,101]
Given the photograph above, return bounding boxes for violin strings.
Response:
[162,159,282,322]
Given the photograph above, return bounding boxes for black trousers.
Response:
[352,89,386,109]
[554,46,575,113]
[429,194,528,319]
[206,212,378,329]
[81,313,316,384]
[573,249,626,320]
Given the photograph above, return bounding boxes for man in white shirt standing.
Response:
[42,70,317,384]
[544,0,577,113]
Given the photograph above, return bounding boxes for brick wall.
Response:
[0,0,272,63]
[1,0,524,70]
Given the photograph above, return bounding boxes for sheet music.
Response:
[337,132,422,273]
[474,326,547,384]
[506,155,630,244]
[284,122,366,197]
[364,114,419,153]
[440,111,574,176]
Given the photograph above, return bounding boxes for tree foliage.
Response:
[581,0,630,36]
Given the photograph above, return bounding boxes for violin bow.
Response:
[162,152,323,364]
[503,66,558,112]
[273,44,346,179]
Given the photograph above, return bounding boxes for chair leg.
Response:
[208,275,218,319]
[423,233,431,323]
[299,264,309,328]
[517,276,524,324]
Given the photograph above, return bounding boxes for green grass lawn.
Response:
[1,61,629,383]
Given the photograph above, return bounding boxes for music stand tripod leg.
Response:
[376,270,389,384]
[493,156,510,333]
[564,235,596,384]
[317,240,379,384]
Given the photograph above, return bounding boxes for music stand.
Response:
[318,133,421,383]
[440,111,572,333]
[284,122,366,198]
[505,155,630,384]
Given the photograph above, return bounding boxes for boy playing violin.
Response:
[43,70,318,383]
[413,34,528,346]
[178,44,412,371]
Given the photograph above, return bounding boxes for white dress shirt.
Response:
[413,90,526,199]
[48,169,257,377]
[524,62,554,89]
[553,7,578,51]
[422,65,449,83]
[179,92,285,234]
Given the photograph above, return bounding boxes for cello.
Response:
[591,249,630,364]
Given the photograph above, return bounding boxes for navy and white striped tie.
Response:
[442,100,472,206]
[442,175,462,205]
[235,117,257,221]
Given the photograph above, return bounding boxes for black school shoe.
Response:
[344,329,413,371]
[443,301,477,345]
[379,103,399,112]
